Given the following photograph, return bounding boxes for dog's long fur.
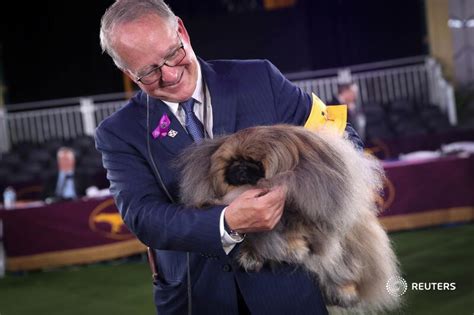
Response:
[178,124,401,313]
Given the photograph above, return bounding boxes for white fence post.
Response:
[0,107,10,153]
[446,85,457,125]
[80,98,96,136]
[424,57,457,124]
[425,57,437,105]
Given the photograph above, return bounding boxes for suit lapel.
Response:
[137,92,193,156]
[199,58,238,137]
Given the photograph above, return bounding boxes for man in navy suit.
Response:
[327,82,366,140]
[42,147,89,202]
[96,1,362,314]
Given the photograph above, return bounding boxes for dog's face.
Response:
[208,126,301,199]
[224,158,265,186]
[217,157,266,205]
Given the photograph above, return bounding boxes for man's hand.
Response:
[224,186,287,233]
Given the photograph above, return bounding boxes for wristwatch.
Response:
[224,218,246,242]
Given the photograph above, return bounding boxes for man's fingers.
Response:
[255,185,286,204]
[227,185,287,233]
[254,188,270,198]
[238,188,270,199]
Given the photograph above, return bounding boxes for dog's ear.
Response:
[225,158,265,186]
[175,137,228,207]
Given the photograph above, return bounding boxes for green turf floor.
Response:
[0,223,473,315]
[387,223,474,315]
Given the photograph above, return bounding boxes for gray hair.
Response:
[99,0,178,70]
[57,147,75,159]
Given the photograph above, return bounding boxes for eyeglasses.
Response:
[136,36,186,85]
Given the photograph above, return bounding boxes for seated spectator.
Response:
[328,82,366,140]
[42,147,89,202]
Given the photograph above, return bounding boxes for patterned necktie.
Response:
[180,98,204,143]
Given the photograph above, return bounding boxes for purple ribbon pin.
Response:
[152,113,171,139]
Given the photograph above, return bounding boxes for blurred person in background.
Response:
[328,82,366,140]
[96,0,363,314]
[42,147,88,202]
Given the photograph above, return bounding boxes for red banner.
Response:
[0,196,145,271]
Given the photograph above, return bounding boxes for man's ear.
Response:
[123,70,139,85]
[176,17,191,44]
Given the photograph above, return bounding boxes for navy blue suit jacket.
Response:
[96,59,360,314]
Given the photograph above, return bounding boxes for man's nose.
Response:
[160,65,180,83]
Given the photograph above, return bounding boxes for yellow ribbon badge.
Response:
[304,93,347,135]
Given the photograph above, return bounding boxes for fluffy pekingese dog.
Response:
[177,124,401,313]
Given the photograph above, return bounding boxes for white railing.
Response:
[352,64,430,105]
[0,98,126,153]
[7,105,83,144]
[294,77,340,104]
[293,57,456,124]
[94,100,128,126]
[425,58,457,124]
[0,108,10,153]
[0,56,456,153]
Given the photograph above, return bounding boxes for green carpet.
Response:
[388,223,474,315]
[0,258,155,315]
[0,224,473,315]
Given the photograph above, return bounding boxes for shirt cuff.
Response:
[220,207,243,254]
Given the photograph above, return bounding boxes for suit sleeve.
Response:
[263,60,312,125]
[344,123,365,150]
[95,124,226,257]
[263,60,364,149]
[41,175,56,200]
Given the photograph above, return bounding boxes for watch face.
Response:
[230,231,245,242]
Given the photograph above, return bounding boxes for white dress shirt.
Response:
[56,171,77,199]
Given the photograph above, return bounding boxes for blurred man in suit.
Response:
[96,0,363,314]
[328,82,366,140]
[42,147,88,202]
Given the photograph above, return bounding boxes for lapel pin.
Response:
[152,113,171,139]
[168,129,178,138]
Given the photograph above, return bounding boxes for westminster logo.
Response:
[88,198,133,240]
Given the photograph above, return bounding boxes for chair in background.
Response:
[417,105,453,133]
[0,152,22,173]
[43,139,65,156]
[26,148,54,168]
[362,101,394,140]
